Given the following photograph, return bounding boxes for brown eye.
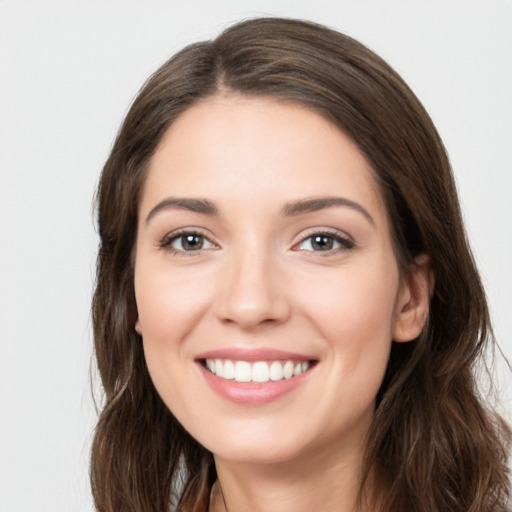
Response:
[179,234,204,250]
[162,231,217,252]
[311,235,334,251]
[296,232,354,252]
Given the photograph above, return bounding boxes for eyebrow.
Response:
[145,195,375,226]
[281,196,375,226]
[145,197,220,223]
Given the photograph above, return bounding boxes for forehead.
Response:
[141,95,387,225]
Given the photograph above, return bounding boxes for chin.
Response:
[212,439,306,466]
[185,417,307,465]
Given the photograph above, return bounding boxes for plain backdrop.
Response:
[1,1,511,510]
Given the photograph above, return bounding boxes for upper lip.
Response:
[195,347,317,362]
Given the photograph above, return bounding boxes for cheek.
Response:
[134,265,211,416]
[133,258,226,408]
[134,262,213,344]
[297,258,400,400]
[300,260,400,342]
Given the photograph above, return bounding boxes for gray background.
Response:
[1,1,511,510]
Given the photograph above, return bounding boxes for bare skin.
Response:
[134,95,432,512]
[210,430,366,512]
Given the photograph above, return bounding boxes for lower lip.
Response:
[198,363,313,405]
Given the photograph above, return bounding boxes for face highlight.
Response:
[133,96,426,468]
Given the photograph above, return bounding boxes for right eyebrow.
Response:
[281,196,375,227]
[145,197,220,223]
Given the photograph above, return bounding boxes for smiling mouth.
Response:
[201,358,316,383]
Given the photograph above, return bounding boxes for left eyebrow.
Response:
[145,197,220,223]
[281,196,375,226]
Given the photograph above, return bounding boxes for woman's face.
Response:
[134,96,420,466]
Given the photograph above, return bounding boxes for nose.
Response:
[214,245,291,330]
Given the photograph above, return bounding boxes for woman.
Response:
[91,17,511,512]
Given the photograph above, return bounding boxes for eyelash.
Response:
[292,229,355,255]
[159,229,217,255]
[159,229,355,256]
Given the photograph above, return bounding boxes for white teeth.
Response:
[204,358,312,383]
[223,359,235,380]
[269,360,284,381]
[235,361,252,382]
[283,360,294,379]
[215,359,223,378]
[252,362,269,383]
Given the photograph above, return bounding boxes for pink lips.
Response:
[196,347,314,362]
[195,348,316,405]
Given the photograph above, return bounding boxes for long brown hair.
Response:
[91,17,511,512]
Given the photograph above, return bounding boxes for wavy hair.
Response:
[91,17,511,512]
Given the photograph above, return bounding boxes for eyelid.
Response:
[291,227,355,253]
[157,226,354,255]
[159,227,219,253]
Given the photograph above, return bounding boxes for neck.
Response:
[211,435,374,512]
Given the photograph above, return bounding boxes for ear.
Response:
[135,318,142,335]
[392,254,434,343]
